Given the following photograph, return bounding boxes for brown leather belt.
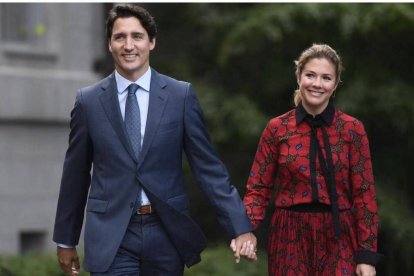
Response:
[136,205,154,215]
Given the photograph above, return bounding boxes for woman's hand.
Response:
[229,232,257,263]
[356,264,376,276]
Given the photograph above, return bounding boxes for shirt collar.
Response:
[295,100,335,126]
[115,67,152,94]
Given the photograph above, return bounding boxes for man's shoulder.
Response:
[152,69,191,90]
[80,73,114,95]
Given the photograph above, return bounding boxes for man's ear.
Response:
[108,40,112,53]
[150,38,156,51]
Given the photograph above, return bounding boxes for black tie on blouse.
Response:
[305,115,341,237]
[297,102,341,238]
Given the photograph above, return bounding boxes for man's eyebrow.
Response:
[112,31,144,36]
[131,31,145,36]
[112,32,126,37]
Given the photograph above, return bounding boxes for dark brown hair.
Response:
[106,4,157,42]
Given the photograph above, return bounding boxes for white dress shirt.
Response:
[114,68,151,206]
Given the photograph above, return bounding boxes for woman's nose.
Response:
[312,77,322,87]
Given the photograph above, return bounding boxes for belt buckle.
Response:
[137,205,151,215]
[137,206,144,215]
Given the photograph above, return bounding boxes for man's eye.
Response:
[113,36,124,41]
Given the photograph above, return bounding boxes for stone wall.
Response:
[0,3,105,254]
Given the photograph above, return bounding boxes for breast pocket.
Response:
[157,122,181,135]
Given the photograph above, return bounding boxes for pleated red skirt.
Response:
[268,208,358,276]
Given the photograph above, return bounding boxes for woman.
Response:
[242,44,381,275]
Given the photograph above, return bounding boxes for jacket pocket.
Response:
[157,122,180,134]
[86,198,108,213]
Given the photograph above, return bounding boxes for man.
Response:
[53,4,256,275]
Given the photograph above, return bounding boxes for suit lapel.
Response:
[137,70,168,169]
[99,73,138,162]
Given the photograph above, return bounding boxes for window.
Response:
[19,231,46,255]
[1,3,48,48]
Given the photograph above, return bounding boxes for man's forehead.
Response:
[112,30,145,35]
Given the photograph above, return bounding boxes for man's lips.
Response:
[122,53,138,60]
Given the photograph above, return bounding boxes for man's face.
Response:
[109,17,156,81]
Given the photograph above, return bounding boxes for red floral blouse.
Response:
[243,102,379,261]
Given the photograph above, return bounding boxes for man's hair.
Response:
[106,4,157,41]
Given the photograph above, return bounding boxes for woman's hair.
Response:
[293,44,343,106]
[106,4,157,42]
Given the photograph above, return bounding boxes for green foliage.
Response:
[0,254,87,276]
[377,183,414,274]
[194,80,268,148]
[0,245,266,276]
[184,244,267,276]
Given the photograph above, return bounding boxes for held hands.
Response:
[57,247,80,276]
[230,232,258,263]
[356,264,376,276]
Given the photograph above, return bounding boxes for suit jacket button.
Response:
[130,202,134,208]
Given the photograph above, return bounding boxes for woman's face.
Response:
[297,58,337,115]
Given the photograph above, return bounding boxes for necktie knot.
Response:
[128,83,139,95]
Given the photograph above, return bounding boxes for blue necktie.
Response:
[125,83,141,209]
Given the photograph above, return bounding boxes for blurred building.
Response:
[0,3,105,254]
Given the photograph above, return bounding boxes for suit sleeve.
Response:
[183,84,253,238]
[53,90,93,245]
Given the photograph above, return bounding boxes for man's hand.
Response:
[230,232,257,263]
[356,264,376,276]
[57,247,80,275]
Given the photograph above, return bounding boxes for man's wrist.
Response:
[57,243,75,248]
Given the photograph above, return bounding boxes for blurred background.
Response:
[0,3,413,275]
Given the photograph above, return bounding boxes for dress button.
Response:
[130,202,134,208]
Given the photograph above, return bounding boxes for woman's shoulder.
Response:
[335,109,366,132]
[267,108,296,127]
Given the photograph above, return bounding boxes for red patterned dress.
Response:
[243,102,381,275]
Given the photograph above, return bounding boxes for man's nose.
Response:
[124,37,134,50]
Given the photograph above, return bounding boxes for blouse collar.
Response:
[295,100,335,126]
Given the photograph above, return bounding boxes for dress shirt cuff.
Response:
[57,243,75,248]
[356,249,382,266]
